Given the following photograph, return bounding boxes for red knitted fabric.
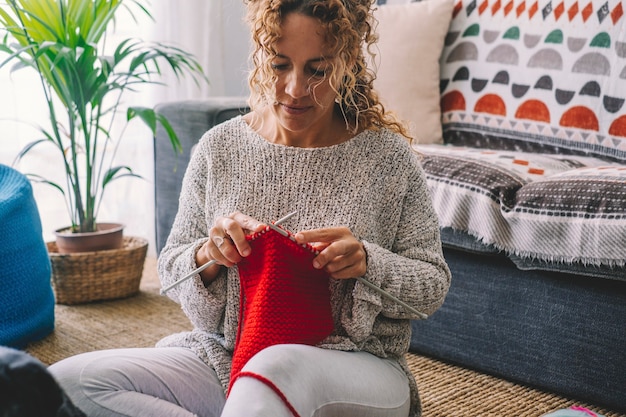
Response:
[229,226,334,394]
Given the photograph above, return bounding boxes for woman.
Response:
[49,1,451,416]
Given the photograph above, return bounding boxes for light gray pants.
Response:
[48,344,411,417]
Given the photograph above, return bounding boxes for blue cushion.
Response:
[0,164,54,348]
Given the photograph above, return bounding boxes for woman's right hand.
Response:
[195,211,265,285]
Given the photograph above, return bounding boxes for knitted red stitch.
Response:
[228,226,334,395]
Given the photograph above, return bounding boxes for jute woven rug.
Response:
[25,258,624,417]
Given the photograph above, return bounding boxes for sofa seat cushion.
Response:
[417,144,626,280]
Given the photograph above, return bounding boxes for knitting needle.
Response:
[162,211,427,319]
[356,277,428,319]
[266,219,290,237]
[160,211,298,295]
[269,219,427,319]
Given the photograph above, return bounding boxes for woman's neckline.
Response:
[238,114,369,150]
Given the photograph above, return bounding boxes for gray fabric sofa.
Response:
[405,1,626,412]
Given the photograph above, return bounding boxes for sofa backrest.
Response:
[439,0,626,162]
[154,98,249,254]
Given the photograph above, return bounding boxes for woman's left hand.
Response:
[294,227,367,279]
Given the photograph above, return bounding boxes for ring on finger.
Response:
[212,235,226,248]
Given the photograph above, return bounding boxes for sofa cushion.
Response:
[417,144,626,279]
[439,0,626,162]
[372,0,454,144]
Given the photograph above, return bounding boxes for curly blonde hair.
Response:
[243,0,410,139]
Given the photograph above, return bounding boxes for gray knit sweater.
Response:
[157,116,451,417]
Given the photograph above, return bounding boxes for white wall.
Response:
[222,1,251,97]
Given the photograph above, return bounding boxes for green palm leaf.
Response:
[0,0,207,232]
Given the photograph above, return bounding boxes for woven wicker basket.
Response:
[47,236,148,305]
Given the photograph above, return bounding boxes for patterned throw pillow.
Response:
[440,0,626,162]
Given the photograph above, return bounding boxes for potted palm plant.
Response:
[0,0,206,303]
[0,0,206,249]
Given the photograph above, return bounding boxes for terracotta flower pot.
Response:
[54,223,124,254]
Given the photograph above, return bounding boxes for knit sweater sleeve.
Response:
[358,160,450,318]
[338,141,451,347]
[157,130,228,332]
